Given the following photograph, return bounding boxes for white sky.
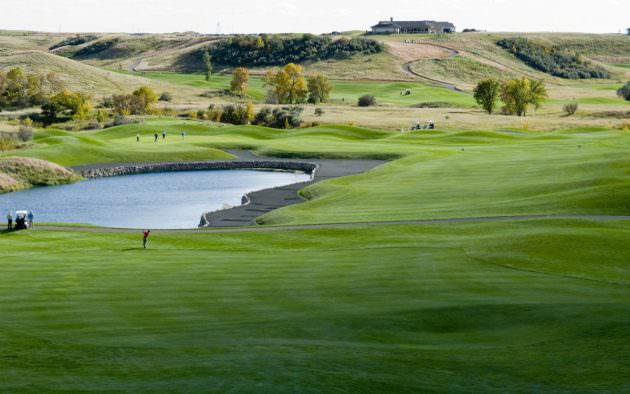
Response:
[1,0,629,34]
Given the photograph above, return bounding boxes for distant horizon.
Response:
[2,0,629,35]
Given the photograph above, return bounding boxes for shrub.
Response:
[497,38,610,79]
[0,136,18,151]
[252,106,303,129]
[563,102,579,116]
[72,39,119,58]
[208,35,383,67]
[617,82,630,101]
[49,35,98,50]
[358,95,376,107]
[314,108,325,117]
[17,127,33,142]
[159,92,173,102]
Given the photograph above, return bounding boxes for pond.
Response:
[0,170,311,229]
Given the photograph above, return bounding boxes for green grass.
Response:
[2,120,630,391]
[0,219,628,392]
[0,125,234,167]
[120,71,476,107]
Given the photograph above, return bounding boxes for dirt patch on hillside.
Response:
[386,42,453,62]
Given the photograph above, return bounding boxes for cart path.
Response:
[32,215,630,234]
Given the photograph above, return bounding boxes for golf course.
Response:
[1,14,630,391]
[0,120,629,392]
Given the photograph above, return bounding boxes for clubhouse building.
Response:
[371,18,456,34]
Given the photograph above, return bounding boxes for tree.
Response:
[3,67,28,107]
[307,74,333,104]
[111,94,144,115]
[617,82,630,101]
[50,90,93,120]
[202,50,212,81]
[230,67,249,96]
[264,63,308,104]
[473,78,500,114]
[132,86,158,113]
[500,78,548,117]
[245,101,255,123]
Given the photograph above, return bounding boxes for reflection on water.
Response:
[0,170,310,229]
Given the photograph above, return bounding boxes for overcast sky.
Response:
[1,0,629,34]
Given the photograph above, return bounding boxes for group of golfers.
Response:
[6,210,34,231]
[136,130,186,143]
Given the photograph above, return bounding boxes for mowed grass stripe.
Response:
[0,221,628,391]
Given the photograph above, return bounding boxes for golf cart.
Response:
[411,121,436,131]
[14,210,30,230]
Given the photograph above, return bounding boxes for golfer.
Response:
[6,211,12,230]
[143,229,151,249]
[27,211,34,229]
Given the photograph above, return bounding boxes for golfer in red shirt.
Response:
[143,230,151,249]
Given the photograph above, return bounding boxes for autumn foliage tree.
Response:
[307,74,333,104]
[500,78,548,117]
[264,63,308,104]
[230,67,249,96]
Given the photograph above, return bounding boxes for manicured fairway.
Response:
[0,219,629,392]
[122,71,475,107]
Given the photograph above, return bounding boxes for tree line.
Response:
[473,78,548,117]
[497,38,609,79]
[227,63,333,105]
[207,34,383,67]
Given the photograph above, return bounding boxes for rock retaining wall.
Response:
[79,161,317,179]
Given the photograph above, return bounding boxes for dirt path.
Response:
[33,215,630,234]
[397,42,464,92]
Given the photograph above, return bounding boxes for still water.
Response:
[0,170,311,229]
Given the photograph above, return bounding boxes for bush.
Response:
[563,103,579,116]
[49,35,98,50]
[0,136,18,151]
[497,38,610,79]
[159,92,173,102]
[252,107,303,129]
[617,82,630,101]
[314,108,325,117]
[72,39,119,58]
[17,127,33,142]
[207,35,383,67]
[358,95,376,107]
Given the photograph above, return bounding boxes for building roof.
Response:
[371,20,455,31]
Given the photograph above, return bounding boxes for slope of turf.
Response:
[1,127,234,167]
[0,219,628,392]
[119,71,475,107]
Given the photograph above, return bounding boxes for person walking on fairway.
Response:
[27,211,34,229]
[162,130,166,140]
[181,131,186,140]
[136,133,140,142]
[154,133,158,143]
[143,229,151,248]
[6,211,12,230]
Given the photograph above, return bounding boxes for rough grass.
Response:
[125,71,476,107]
[0,156,79,193]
